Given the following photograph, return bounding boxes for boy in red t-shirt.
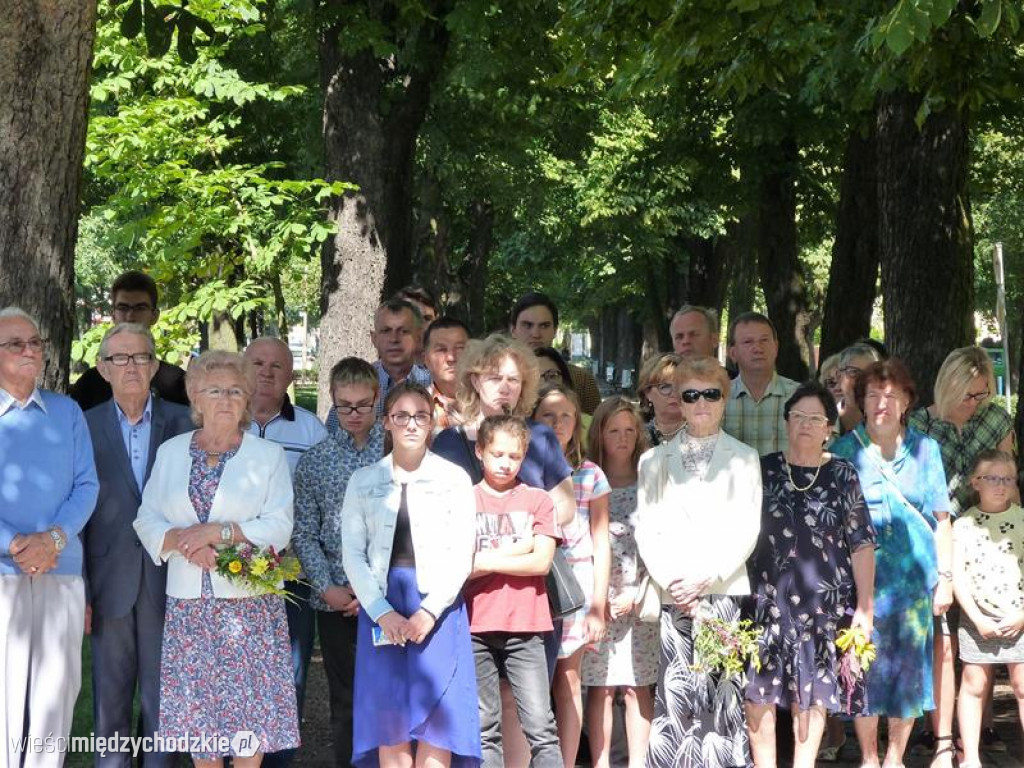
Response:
[466,414,562,768]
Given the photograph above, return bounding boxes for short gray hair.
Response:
[98,323,156,359]
[672,305,719,339]
[0,307,39,334]
[185,350,253,429]
[839,342,883,368]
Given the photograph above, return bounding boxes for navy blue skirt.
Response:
[353,567,482,767]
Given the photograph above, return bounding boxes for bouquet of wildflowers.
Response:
[692,614,761,679]
[214,544,301,598]
[835,626,877,714]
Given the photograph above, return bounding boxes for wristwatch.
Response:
[938,569,953,581]
[220,524,233,545]
[49,527,66,553]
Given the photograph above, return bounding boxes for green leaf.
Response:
[976,0,1003,37]
[144,1,174,58]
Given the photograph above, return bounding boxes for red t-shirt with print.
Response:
[466,481,559,633]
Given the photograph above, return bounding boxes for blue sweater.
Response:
[0,391,99,576]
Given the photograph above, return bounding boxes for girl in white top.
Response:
[953,449,1024,768]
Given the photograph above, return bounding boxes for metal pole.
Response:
[994,242,1013,410]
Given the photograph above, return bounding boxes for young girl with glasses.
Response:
[953,449,1024,768]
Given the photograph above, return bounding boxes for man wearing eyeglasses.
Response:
[242,336,327,768]
[70,271,189,412]
[82,323,193,768]
[724,311,799,455]
[0,307,99,768]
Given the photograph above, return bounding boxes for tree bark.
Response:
[459,200,493,337]
[819,124,880,364]
[755,139,812,381]
[317,2,450,417]
[0,2,97,391]
[877,89,973,405]
[726,216,758,332]
[684,232,731,316]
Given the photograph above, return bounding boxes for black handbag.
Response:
[546,547,586,618]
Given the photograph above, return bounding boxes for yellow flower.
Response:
[228,560,243,574]
[250,557,269,576]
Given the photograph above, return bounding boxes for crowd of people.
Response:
[1,272,1023,768]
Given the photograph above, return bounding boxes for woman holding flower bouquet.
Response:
[832,359,954,768]
[745,381,877,768]
[635,355,762,768]
[133,350,298,766]
[341,382,481,768]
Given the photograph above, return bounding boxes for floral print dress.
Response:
[746,454,876,713]
[158,436,299,759]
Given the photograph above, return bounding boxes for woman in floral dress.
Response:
[745,381,877,768]
[134,351,298,766]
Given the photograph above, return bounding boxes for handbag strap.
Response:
[458,426,484,485]
[853,428,933,529]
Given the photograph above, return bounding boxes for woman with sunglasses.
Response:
[832,359,954,768]
[341,382,481,767]
[635,355,762,768]
[906,346,1015,765]
[745,381,877,768]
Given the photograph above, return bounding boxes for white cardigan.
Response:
[133,430,294,599]
[635,429,762,597]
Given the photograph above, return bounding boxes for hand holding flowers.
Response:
[214,543,302,598]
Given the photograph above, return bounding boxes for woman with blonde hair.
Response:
[635,355,762,767]
[908,345,1015,765]
[637,353,684,447]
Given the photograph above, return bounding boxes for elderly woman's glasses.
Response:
[789,410,829,427]
[839,365,862,378]
[540,369,564,382]
[0,338,44,354]
[823,377,838,389]
[680,388,722,404]
[103,353,154,366]
[963,389,990,403]
[977,475,1015,487]
[390,411,431,427]
[651,382,676,398]
[201,387,246,399]
[335,404,374,415]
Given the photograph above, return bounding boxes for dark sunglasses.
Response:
[680,388,723,404]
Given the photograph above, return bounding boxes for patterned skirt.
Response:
[159,594,299,759]
[646,597,749,768]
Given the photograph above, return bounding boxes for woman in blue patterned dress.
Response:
[832,359,954,768]
[134,351,298,767]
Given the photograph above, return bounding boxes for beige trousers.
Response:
[1,575,85,768]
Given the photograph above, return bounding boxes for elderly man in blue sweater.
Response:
[0,307,99,768]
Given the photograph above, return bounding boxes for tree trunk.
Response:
[755,139,812,381]
[877,89,973,405]
[0,2,97,391]
[460,200,493,337]
[684,233,731,315]
[644,256,673,352]
[820,124,880,364]
[726,217,758,331]
[316,3,450,418]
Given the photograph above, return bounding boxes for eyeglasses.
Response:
[839,365,863,378]
[200,387,246,399]
[977,475,1016,487]
[540,369,564,382]
[823,377,838,389]
[0,338,44,354]
[651,382,676,398]
[963,389,990,403]
[390,411,431,427]
[680,388,723,404]
[113,302,154,315]
[335,403,374,415]
[102,352,154,367]
[789,410,829,427]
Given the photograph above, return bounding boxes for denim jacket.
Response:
[341,450,476,622]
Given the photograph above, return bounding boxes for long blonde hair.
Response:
[533,384,585,469]
[933,346,997,420]
[455,333,539,421]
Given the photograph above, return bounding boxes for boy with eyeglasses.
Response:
[292,357,384,768]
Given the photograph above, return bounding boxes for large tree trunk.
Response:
[684,232,732,315]
[317,3,450,418]
[0,2,97,391]
[877,90,973,405]
[726,217,758,330]
[819,124,880,364]
[459,200,493,336]
[756,139,812,381]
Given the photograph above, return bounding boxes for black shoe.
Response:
[981,726,1007,753]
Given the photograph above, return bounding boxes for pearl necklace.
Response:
[784,451,824,492]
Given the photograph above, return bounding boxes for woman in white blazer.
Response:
[635,355,762,768]
[133,351,298,768]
